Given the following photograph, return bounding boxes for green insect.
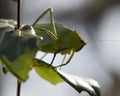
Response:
[30,8,86,67]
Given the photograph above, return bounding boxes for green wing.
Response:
[33,24,86,54]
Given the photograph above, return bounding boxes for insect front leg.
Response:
[32,8,57,36]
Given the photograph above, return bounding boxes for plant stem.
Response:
[17,81,21,96]
[17,0,21,29]
[16,0,21,96]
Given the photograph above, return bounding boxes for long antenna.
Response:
[17,0,21,29]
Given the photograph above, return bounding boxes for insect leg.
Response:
[61,54,67,64]
[50,48,74,67]
[50,48,68,65]
[58,55,67,69]
[50,52,57,65]
[32,8,57,36]
[55,50,74,68]
[40,53,48,60]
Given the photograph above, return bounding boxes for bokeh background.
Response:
[0,0,120,96]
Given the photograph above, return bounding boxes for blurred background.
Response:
[0,0,120,96]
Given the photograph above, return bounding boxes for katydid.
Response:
[31,8,86,67]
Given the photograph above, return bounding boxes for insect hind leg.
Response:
[32,8,57,36]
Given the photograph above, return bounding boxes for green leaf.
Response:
[0,27,14,46]
[33,58,64,85]
[0,47,37,81]
[57,69,101,96]
[0,28,39,81]
[0,31,27,61]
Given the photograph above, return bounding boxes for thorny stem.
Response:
[17,0,21,29]
[17,81,21,96]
